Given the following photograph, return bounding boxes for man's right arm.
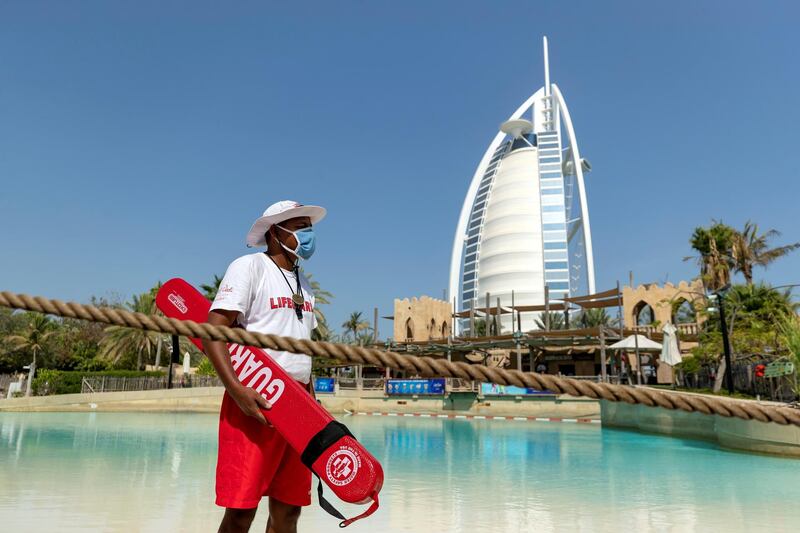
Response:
[203,309,271,425]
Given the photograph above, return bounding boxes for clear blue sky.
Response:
[2,1,799,336]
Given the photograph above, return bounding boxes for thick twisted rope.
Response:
[2,290,799,427]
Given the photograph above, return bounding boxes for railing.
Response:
[449,378,480,392]
[632,323,700,336]
[185,375,224,388]
[68,373,632,395]
[81,376,167,393]
[564,375,603,382]
[361,378,385,390]
[337,378,359,390]
[0,374,24,399]
[80,374,222,394]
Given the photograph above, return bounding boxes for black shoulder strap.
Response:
[300,420,353,469]
[301,421,367,527]
[314,474,380,528]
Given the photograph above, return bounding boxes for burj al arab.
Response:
[449,37,595,333]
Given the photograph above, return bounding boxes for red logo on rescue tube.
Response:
[326,447,361,486]
[168,292,188,314]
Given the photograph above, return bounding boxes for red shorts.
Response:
[215,391,312,509]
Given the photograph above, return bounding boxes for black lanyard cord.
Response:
[265,254,304,321]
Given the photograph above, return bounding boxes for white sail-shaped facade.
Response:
[449,38,595,334]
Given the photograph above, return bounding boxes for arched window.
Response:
[405,318,414,341]
[633,301,655,326]
[441,321,449,338]
[672,299,696,324]
[430,318,437,338]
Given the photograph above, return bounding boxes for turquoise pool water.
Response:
[1,412,799,532]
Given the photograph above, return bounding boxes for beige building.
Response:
[393,296,452,342]
[621,280,705,383]
[622,279,705,336]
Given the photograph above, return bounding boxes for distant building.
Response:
[393,296,452,342]
[449,37,595,334]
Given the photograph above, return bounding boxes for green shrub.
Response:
[32,369,165,395]
[675,355,702,375]
[76,357,111,372]
[196,358,217,376]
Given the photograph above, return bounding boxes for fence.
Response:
[361,378,385,390]
[0,374,25,398]
[569,375,604,382]
[337,378,359,390]
[80,374,222,394]
[677,364,798,402]
[72,374,612,395]
[449,378,480,392]
[335,378,386,390]
[734,364,797,402]
[50,370,800,401]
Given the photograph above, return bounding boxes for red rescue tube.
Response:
[156,278,383,526]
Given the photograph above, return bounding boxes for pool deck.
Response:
[5,387,800,457]
[0,386,601,420]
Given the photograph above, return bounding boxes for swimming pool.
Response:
[1,412,798,532]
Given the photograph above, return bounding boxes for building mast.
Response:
[543,36,551,97]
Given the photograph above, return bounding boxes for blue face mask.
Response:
[276,225,316,260]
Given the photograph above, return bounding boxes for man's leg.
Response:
[219,507,257,533]
[216,393,280,532]
[265,497,302,533]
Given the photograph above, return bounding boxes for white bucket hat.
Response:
[245,200,326,247]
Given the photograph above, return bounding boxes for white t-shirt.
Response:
[210,252,317,384]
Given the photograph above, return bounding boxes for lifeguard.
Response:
[204,200,324,533]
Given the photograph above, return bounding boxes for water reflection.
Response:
[1,413,799,532]
[353,415,603,531]
[0,413,217,532]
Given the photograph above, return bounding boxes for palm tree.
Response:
[732,221,800,285]
[534,311,566,330]
[7,313,56,396]
[701,282,796,393]
[99,289,162,370]
[201,274,224,301]
[470,318,487,337]
[355,331,376,346]
[302,270,333,341]
[577,308,614,328]
[725,283,797,325]
[685,221,736,291]
[341,311,371,345]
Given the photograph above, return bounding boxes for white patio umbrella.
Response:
[660,323,683,366]
[608,335,663,351]
[609,334,662,384]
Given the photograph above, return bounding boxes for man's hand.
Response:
[203,309,275,425]
[230,383,272,425]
